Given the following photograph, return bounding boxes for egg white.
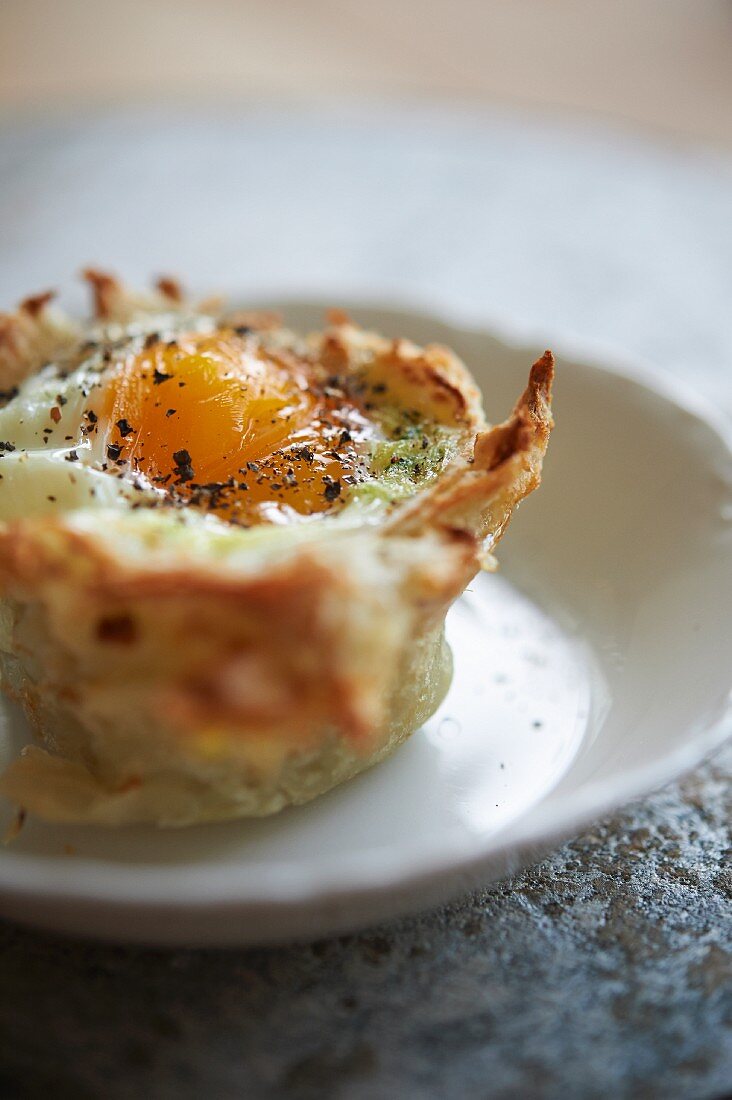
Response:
[0,311,460,551]
[0,313,218,523]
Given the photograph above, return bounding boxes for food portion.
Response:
[0,273,553,826]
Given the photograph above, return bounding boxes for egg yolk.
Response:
[94,331,369,523]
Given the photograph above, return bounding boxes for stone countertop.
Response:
[0,108,730,1099]
[0,744,729,1100]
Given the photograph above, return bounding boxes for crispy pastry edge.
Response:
[0,272,554,825]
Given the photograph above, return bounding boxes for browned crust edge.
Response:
[385,350,554,542]
[0,273,555,824]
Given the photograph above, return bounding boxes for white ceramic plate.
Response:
[0,303,730,946]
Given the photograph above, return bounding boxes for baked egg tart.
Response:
[0,273,553,826]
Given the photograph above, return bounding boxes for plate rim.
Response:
[1,299,730,925]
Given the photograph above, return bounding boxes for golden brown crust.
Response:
[0,273,554,826]
[386,350,553,542]
[19,290,56,318]
[473,351,554,470]
[81,267,120,319]
[0,293,78,392]
[0,269,196,393]
[155,275,183,303]
[309,323,484,431]
[0,518,467,823]
[0,517,475,740]
[81,267,183,322]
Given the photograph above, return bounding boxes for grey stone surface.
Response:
[0,742,729,1100]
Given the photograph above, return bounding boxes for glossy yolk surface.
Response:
[95,331,369,523]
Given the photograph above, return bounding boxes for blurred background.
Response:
[2,0,732,146]
[0,0,731,407]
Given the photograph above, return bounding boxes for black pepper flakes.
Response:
[64,450,79,462]
[107,443,122,461]
[153,369,172,385]
[172,448,195,484]
[97,614,138,644]
[323,479,342,502]
[115,418,134,437]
